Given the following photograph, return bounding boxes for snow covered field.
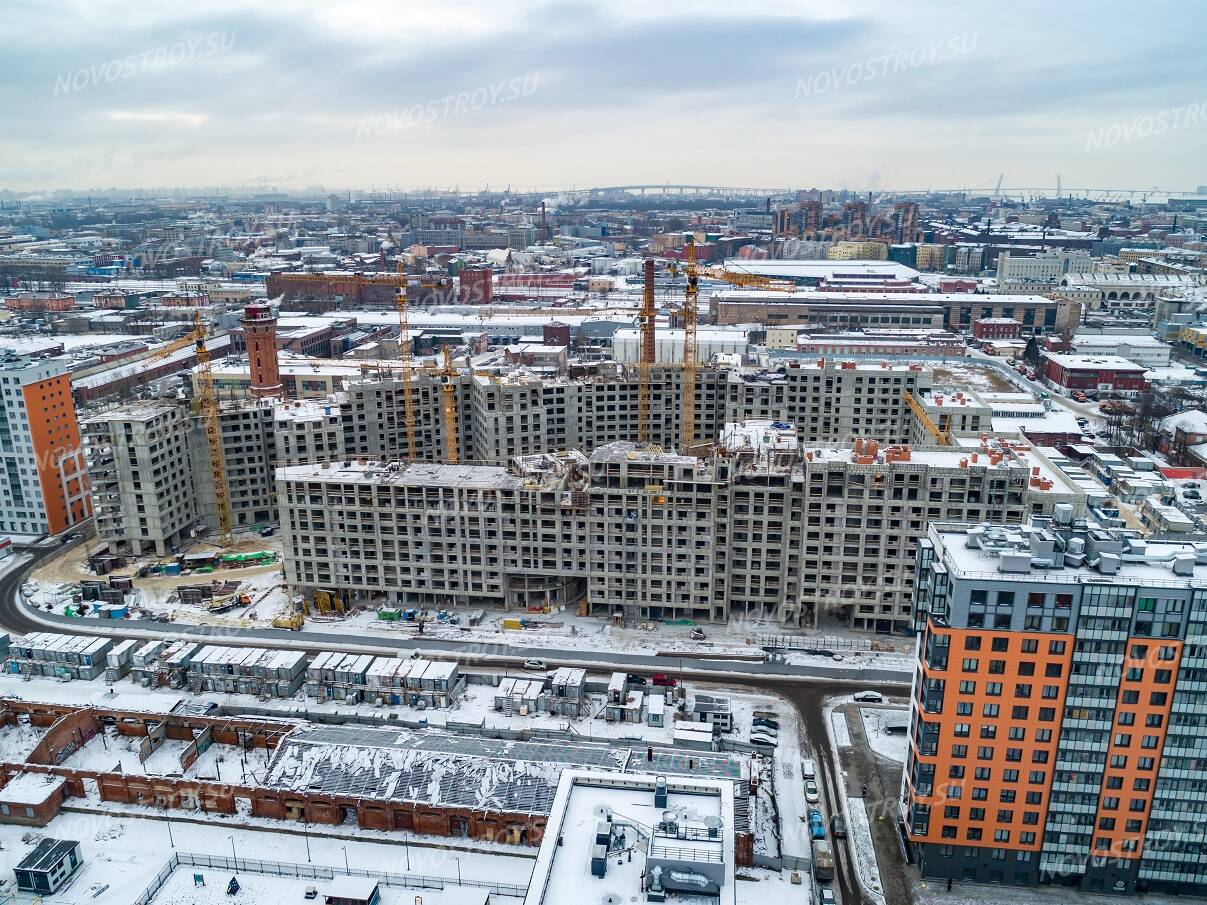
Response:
[858,707,908,763]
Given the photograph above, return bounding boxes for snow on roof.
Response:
[265,725,629,815]
[0,772,64,805]
[1159,409,1207,436]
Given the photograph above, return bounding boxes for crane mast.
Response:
[395,259,418,458]
[191,311,233,545]
[638,258,657,443]
[439,345,459,464]
[680,235,699,450]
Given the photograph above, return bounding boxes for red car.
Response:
[651,673,677,687]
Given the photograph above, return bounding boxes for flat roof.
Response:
[277,460,518,491]
[1042,353,1148,371]
[937,523,1207,585]
[524,770,735,905]
[0,773,64,805]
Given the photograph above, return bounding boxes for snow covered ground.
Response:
[858,707,908,764]
[830,709,852,748]
[737,866,813,905]
[0,810,534,905]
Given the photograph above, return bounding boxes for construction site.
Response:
[24,242,1092,635]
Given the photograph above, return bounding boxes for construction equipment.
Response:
[191,311,235,545]
[902,389,952,446]
[150,312,234,545]
[638,258,656,443]
[680,235,699,449]
[272,598,306,632]
[395,258,418,458]
[438,345,459,463]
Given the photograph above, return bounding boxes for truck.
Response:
[812,839,834,882]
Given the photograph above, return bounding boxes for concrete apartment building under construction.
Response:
[278,422,1085,631]
[86,397,279,556]
[275,358,939,466]
[87,357,939,555]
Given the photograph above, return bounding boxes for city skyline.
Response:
[2,0,1205,193]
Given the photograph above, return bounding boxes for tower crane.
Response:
[438,345,459,463]
[192,312,234,546]
[638,258,657,443]
[151,312,235,545]
[680,235,699,450]
[395,257,418,458]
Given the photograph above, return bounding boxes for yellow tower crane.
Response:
[186,311,234,545]
[680,235,699,450]
[638,258,657,444]
[438,345,459,464]
[395,259,418,458]
[902,389,953,446]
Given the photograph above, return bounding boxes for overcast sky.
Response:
[2,0,1204,194]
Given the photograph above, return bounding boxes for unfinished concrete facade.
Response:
[279,432,1086,631]
[85,402,199,556]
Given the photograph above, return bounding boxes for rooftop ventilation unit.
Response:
[1173,553,1196,577]
[1097,552,1120,575]
[999,553,1033,573]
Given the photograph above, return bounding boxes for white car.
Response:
[522,658,547,671]
[819,887,837,905]
[853,691,884,704]
[750,732,778,748]
[804,778,820,803]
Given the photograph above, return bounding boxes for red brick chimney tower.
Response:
[241,303,282,398]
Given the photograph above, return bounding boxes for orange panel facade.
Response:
[21,374,89,534]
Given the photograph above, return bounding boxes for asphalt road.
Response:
[760,678,906,905]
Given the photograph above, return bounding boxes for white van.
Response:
[801,758,817,781]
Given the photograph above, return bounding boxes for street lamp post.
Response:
[228,834,237,866]
[454,856,461,885]
[342,846,350,873]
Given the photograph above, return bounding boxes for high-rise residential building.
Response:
[903,513,1207,895]
[84,402,195,555]
[277,429,1083,630]
[0,353,89,537]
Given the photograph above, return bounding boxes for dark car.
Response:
[753,717,780,731]
[628,675,648,686]
[830,815,847,838]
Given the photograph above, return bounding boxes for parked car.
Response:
[628,675,648,686]
[1075,416,1089,426]
[651,673,677,687]
[853,691,884,703]
[819,886,837,905]
[808,809,826,840]
[750,732,778,748]
[752,717,780,731]
[804,778,820,804]
[522,658,547,671]
[830,815,847,838]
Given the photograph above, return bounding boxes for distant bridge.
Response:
[556,184,796,201]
